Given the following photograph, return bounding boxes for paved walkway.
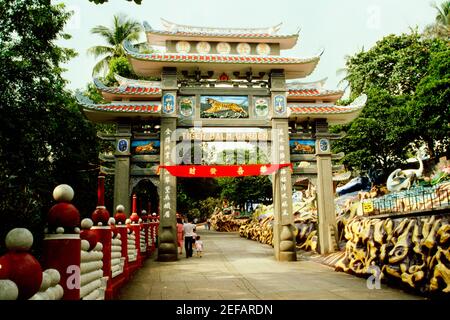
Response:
[118,228,423,300]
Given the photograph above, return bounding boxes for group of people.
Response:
[176,218,204,258]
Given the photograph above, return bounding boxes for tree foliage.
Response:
[0,1,100,255]
[424,0,450,39]
[87,14,142,76]
[333,90,412,175]
[104,56,136,85]
[217,176,273,209]
[333,31,449,178]
[408,47,450,158]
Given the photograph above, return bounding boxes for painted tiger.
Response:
[204,98,247,115]
[136,142,155,153]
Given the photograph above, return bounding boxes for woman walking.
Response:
[176,218,184,255]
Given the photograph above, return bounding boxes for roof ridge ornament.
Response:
[93,77,108,90]
[123,40,139,55]
[159,17,283,35]
[75,91,95,106]
[317,48,325,57]
[114,74,161,88]
[286,77,328,89]
[349,94,368,108]
[143,21,152,32]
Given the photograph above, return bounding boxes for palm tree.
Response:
[87,14,142,76]
[424,1,450,39]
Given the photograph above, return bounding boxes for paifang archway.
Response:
[77,18,367,262]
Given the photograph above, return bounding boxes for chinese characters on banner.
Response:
[158,163,292,177]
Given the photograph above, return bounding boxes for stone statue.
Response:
[387,153,424,193]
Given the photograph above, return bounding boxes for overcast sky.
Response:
[56,0,442,92]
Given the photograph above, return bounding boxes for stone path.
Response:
[118,229,423,300]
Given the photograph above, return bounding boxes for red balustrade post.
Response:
[91,176,112,299]
[42,184,81,300]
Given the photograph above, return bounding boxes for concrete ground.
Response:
[118,228,423,300]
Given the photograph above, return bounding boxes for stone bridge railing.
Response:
[0,184,159,300]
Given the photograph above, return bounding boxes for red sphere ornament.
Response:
[48,203,80,229]
[0,255,11,279]
[130,213,139,223]
[92,206,110,226]
[1,252,42,300]
[110,224,118,237]
[80,230,98,251]
[114,212,127,224]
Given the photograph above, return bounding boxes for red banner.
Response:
[159,164,292,177]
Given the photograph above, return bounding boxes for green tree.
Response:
[424,1,450,39]
[0,1,100,254]
[343,32,445,98]
[218,176,272,210]
[104,56,135,85]
[408,47,450,158]
[198,197,221,221]
[333,32,448,177]
[332,89,412,175]
[87,14,142,76]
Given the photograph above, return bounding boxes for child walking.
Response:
[195,235,204,257]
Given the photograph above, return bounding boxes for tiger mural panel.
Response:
[200,96,249,118]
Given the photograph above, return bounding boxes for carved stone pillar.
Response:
[158,67,178,262]
[113,123,131,215]
[270,69,296,261]
[315,120,337,254]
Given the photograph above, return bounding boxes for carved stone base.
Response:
[157,226,177,262]
[279,251,297,261]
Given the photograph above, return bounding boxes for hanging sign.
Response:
[158,163,292,178]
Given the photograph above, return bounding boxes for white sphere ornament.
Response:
[118,222,122,225]
[116,205,125,213]
[39,272,51,291]
[95,242,103,251]
[5,228,33,251]
[56,227,65,234]
[81,218,93,229]
[98,222,103,226]
[125,219,131,224]
[141,210,147,215]
[29,292,45,300]
[81,239,90,251]
[74,227,80,234]
[108,218,116,225]
[0,280,19,300]
[54,285,64,300]
[45,269,61,286]
[138,218,143,223]
[53,184,74,202]
[46,287,56,300]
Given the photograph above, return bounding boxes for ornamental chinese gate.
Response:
[77,18,367,262]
